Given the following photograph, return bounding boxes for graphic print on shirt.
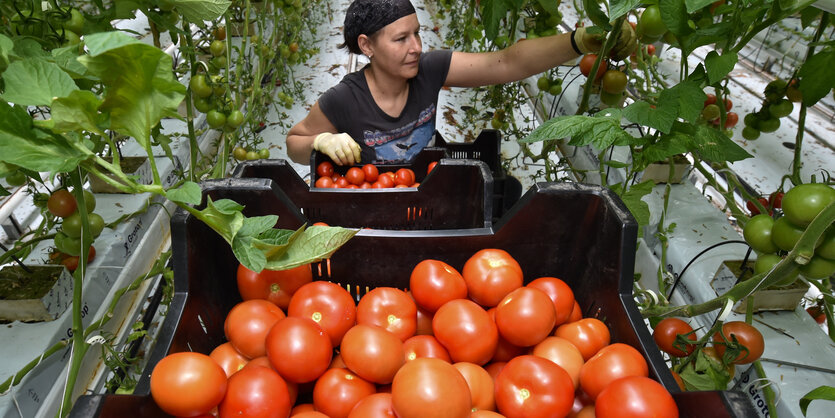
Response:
[362,104,436,163]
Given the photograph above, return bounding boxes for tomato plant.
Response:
[150,352,227,417]
[340,324,406,384]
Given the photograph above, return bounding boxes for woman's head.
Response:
[341,0,417,54]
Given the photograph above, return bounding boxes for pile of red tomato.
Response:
[149,249,679,418]
[313,161,438,189]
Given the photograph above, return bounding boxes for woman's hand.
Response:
[313,132,362,166]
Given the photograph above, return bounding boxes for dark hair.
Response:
[340,0,416,55]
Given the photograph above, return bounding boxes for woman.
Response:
[287,0,636,166]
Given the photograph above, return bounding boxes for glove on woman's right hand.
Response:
[313,132,362,166]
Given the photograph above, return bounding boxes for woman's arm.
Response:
[444,32,580,88]
[286,102,336,164]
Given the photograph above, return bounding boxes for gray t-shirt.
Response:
[318,50,453,163]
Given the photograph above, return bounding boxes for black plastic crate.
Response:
[233,158,492,229]
[71,182,755,418]
[310,129,523,221]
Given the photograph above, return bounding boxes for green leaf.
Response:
[0,34,14,72]
[0,102,89,173]
[704,50,738,85]
[659,0,692,38]
[79,32,186,148]
[800,7,821,29]
[623,100,677,133]
[50,90,106,135]
[660,80,706,124]
[583,0,612,30]
[636,136,690,169]
[238,215,280,237]
[263,226,358,271]
[800,385,835,416]
[521,111,634,150]
[236,225,305,272]
[199,197,245,244]
[679,366,721,391]
[610,180,654,237]
[1,58,79,106]
[173,0,232,22]
[535,0,560,16]
[233,235,267,273]
[603,160,630,168]
[165,181,202,205]
[52,45,89,77]
[609,0,641,22]
[480,0,509,42]
[798,49,835,107]
[687,123,753,162]
[681,22,734,56]
[13,38,48,58]
[685,0,716,13]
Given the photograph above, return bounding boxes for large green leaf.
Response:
[681,22,734,56]
[79,32,186,148]
[0,34,13,72]
[636,136,691,169]
[798,49,835,107]
[800,7,821,29]
[480,0,509,42]
[13,38,48,58]
[660,80,706,124]
[50,90,106,135]
[165,181,202,205]
[521,111,634,150]
[609,180,654,237]
[704,50,738,85]
[173,0,232,22]
[669,122,752,163]
[800,385,835,416]
[685,0,716,12]
[536,0,560,16]
[583,0,612,30]
[623,100,677,134]
[1,58,79,106]
[52,45,90,77]
[659,0,692,38]
[199,198,245,244]
[263,225,358,271]
[0,102,89,172]
[609,0,642,22]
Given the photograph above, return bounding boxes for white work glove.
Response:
[313,132,361,166]
[573,21,638,61]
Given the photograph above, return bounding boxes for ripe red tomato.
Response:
[769,191,784,209]
[724,112,739,128]
[427,161,438,175]
[712,321,764,364]
[653,318,697,357]
[567,301,582,323]
[394,168,416,186]
[403,335,451,363]
[471,411,505,418]
[292,404,316,415]
[484,362,506,381]
[554,318,610,360]
[335,177,350,188]
[315,176,334,188]
[526,276,575,327]
[579,343,649,399]
[362,164,379,183]
[490,328,526,362]
[415,303,434,335]
[265,316,333,383]
[494,355,574,418]
[313,368,376,418]
[462,249,524,307]
[391,358,472,418]
[348,392,396,418]
[360,182,372,189]
[341,324,406,384]
[317,161,335,178]
[531,336,585,388]
[288,281,357,347]
[595,376,678,418]
[409,259,468,312]
[495,287,556,347]
[150,352,227,417]
[345,167,366,186]
[807,305,827,324]
[453,362,495,411]
[704,94,717,107]
[243,355,274,371]
[357,287,417,341]
[218,365,292,418]
[237,263,312,310]
[579,54,607,81]
[224,299,286,358]
[48,189,78,218]
[433,299,498,365]
[377,173,395,188]
[746,197,772,216]
[209,342,249,378]
[646,44,656,56]
[294,412,329,418]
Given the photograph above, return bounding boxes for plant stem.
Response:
[753,361,779,417]
[181,19,200,183]
[577,16,625,115]
[791,12,829,185]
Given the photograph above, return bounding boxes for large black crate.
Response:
[310,129,523,221]
[233,158,492,229]
[70,181,755,418]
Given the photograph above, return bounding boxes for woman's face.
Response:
[366,14,422,79]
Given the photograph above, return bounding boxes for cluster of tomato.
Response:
[149,249,679,418]
[8,7,85,49]
[523,3,563,39]
[46,189,103,271]
[578,54,628,107]
[536,74,564,97]
[313,161,435,189]
[652,318,764,390]
[701,94,738,130]
[743,183,835,283]
[741,78,800,140]
[189,29,246,132]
